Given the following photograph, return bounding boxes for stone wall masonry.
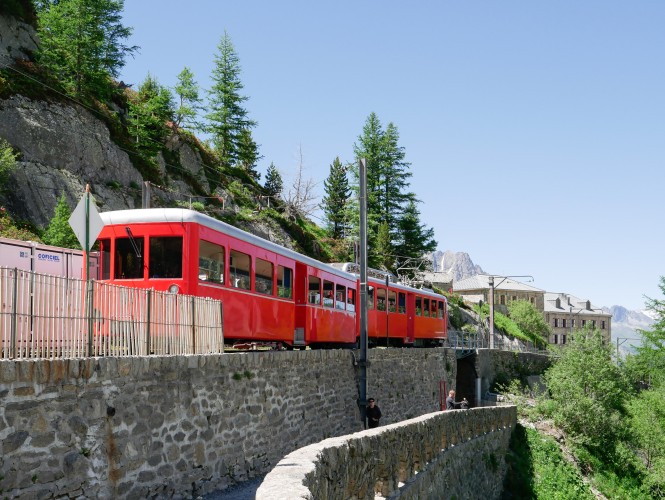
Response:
[366,348,457,423]
[474,350,552,395]
[0,351,362,498]
[257,406,517,499]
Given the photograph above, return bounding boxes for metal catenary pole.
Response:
[358,158,369,427]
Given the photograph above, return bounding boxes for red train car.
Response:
[96,208,446,348]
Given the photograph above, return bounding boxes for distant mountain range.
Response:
[429,250,654,353]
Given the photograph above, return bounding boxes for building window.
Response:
[582,320,586,327]
[554,318,559,328]
[601,320,606,330]
[553,334,558,344]
[562,334,566,344]
[562,319,567,328]
[571,319,575,327]
[512,296,517,302]
[500,295,505,305]
[530,297,535,304]
[592,320,596,328]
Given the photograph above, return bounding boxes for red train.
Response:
[96,208,447,349]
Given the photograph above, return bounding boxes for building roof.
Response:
[421,271,453,284]
[453,274,544,293]
[544,292,611,317]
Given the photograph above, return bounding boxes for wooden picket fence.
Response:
[0,267,224,359]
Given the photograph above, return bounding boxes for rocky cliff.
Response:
[430,250,485,281]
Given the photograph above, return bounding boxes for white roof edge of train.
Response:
[100,208,358,280]
[100,208,447,300]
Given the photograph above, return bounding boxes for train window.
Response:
[432,300,438,318]
[114,237,145,279]
[150,237,183,279]
[335,286,346,310]
[308,276,321,304]
[255,258,273,295]
[415,297,422,316]
[347,289,356,312]
[367,286,375,310]
[277,265,293,299]
[388,291,397,313]
[398,293,406,314]
[376,288,386,311]
[199,240,225,284]
[424,298,430,317]
[323,280,334,307]
[438,301,445,319]
[230,250,251,290]
[99,239,111,280]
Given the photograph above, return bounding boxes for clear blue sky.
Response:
[119,1,664,310]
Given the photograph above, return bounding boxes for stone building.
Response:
[544,292,612,346]
[452,274,545,314]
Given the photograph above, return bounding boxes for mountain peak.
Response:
[429,250,485,282]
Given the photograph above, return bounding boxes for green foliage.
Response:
[321,157,351,239]
[36,0,137,100]
[41,194,80,248]
[632,276,665,387]
[173,66,203,131]
[0,139,18,190]
[0,207,41,241]
[448,303,465,330]
[351,113,435,273]
[236,127,262,181]
[628,386,665,478]
[126,74,174,158]
[263,162,283,201]
[205,31,257,173]
[502,424,594,500]
[2,0,37,23]
[544,328,630,451]
[508,300,551,348]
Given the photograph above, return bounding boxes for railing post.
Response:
[86,279,94,356]
[10,268,18,359]
[191,296,196,354]
[220,301,224,349]
[146,289,152,355]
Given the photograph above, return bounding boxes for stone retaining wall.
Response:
[257,406,517,499]
[0,348,456,498]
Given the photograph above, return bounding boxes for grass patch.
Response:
[502,424,594,499]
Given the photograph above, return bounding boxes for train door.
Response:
[293,262,308,346]
[406,292,415,344]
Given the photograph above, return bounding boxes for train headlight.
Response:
[168,284,180,294]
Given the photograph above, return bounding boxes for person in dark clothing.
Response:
[446,390,459,410]
[366,398,382,428]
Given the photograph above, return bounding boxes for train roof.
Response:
[100,208,358,281]
[99,208,446,301]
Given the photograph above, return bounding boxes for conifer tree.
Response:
[236,127,262,181]
[42,194,80,248]
[374,221,393,270]
[206,31,257,172]
[127,75,174,158]
[173,67,203,131]
[37,0,136,99]
[321,157,350,239]
[264,162,283,199]
[393,200,437,276]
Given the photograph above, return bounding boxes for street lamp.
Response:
[488,275,534,349]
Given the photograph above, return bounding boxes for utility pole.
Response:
[358,158,368,428]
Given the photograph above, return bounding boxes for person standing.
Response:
[366,398,382,428]
[446,390,458,410]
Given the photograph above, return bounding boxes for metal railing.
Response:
[0,267,224,359]
[447,327,551,356]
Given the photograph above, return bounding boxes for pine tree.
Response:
[37,0,137,99]
[393,200,437,277]
[127,74,174,158]
[173,67,203,131]
[205,31,257,172]
[264,162,283,199]
[236,127,262,181]
[42,194,80,249]
[321,157,350,239]
[374,221,393,270]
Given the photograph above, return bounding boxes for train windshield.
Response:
[149,237,183,279]
[114,237,145,279]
